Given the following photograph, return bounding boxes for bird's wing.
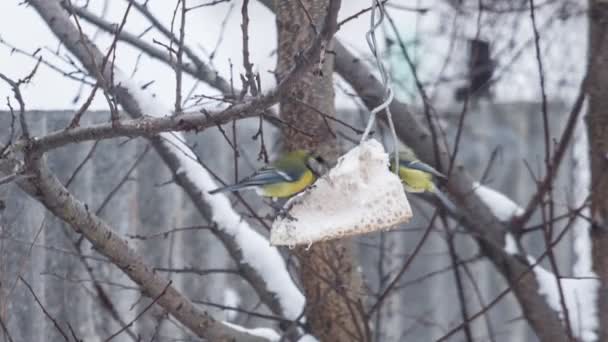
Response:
[403,160,446,179]
[247,167,295,184]
[208,167,293,194]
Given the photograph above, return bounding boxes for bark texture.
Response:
[589,1,608,340]
[275,1,367,341]
[276,0,336,155]
[21,155,264,342]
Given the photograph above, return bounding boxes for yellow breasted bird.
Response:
[391,149,457,212]
[391,150,445,193]
[208,150,324,199]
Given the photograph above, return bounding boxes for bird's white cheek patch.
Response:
[271,139,412,246]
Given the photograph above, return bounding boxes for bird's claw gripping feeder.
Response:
[270,139,412,246]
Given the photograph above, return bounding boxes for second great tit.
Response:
[391,150,446,193]
[208,150,324,199]
[391,149,457,213]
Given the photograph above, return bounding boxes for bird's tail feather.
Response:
[208,182,258,195]
[208,184,241,195]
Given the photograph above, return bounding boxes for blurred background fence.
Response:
[0,101,579,341]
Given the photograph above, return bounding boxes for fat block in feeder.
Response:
[270,139,413,246]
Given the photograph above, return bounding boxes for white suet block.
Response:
[271,139,412,246]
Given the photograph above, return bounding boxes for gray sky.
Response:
[0,1,587,111]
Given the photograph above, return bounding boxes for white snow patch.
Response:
[116,75,306,320]
[560,103,597,341]
[223,321,280,341]
[473,182,524,221]
[571,108,594,278]
[529,256,598,342]
[504,233,519,255]
[271,139,412,246]
[223,288,241,321]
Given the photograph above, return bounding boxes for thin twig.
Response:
[289,96,363,135]
[126,225,213,240]
[65,140,100,188]
[153,267,240,276]
[251,115,268,162]
[0,72,31,139]
[68,82,100,128]
[0,314,15,342]
[0,173,34,186]
[295,0,318,35]
[436,204,583,341]
[20,276,70,342]
[175,0,187,114]
[0,105,16,156]
[96,144,151,215]
[526,7,575,338]
[232,119,239,182]
[0,37,95,85]
[194,299,305,327]
[208,2,236,64]
[66,322,82,342]
[337,0,391,29]
[186,0,230,12]
[447,0,484,177]
[460,260,497,342]
[445,229,473,342]
[104,281,172,341]
[241,0,258,96]
[367,213,437,316]
[514,76,588,228]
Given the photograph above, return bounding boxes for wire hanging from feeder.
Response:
[360,0,399,172]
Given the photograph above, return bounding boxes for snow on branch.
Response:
[503,227,597,341]
[504,232,520,255]
[331,37,574,340]
[223,322,281,341]
[472,181,524,221]
[571,108,594,277]
[29,0,341,327]
[18,149,267,341]
[528,256,598,342]
[479,167,597,341]
[119,75,306,321]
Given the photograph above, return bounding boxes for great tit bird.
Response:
[391,150,457,213]
[209,150,324,199]
[391,150,445,193]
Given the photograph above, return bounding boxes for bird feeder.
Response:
[270,139,412,246]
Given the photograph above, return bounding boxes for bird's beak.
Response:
[306,156,327,178]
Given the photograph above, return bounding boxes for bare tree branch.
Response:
[26,0,341,331]
[65,3,233,95]
[331,36,570,342]
[0,72,31,139]
[20,103,270,153]
[17,152,266,341]
[124,0,233,93]
[240,0,258,97]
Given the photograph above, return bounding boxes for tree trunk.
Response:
[275,1,367,341]
[589,0,608,340]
